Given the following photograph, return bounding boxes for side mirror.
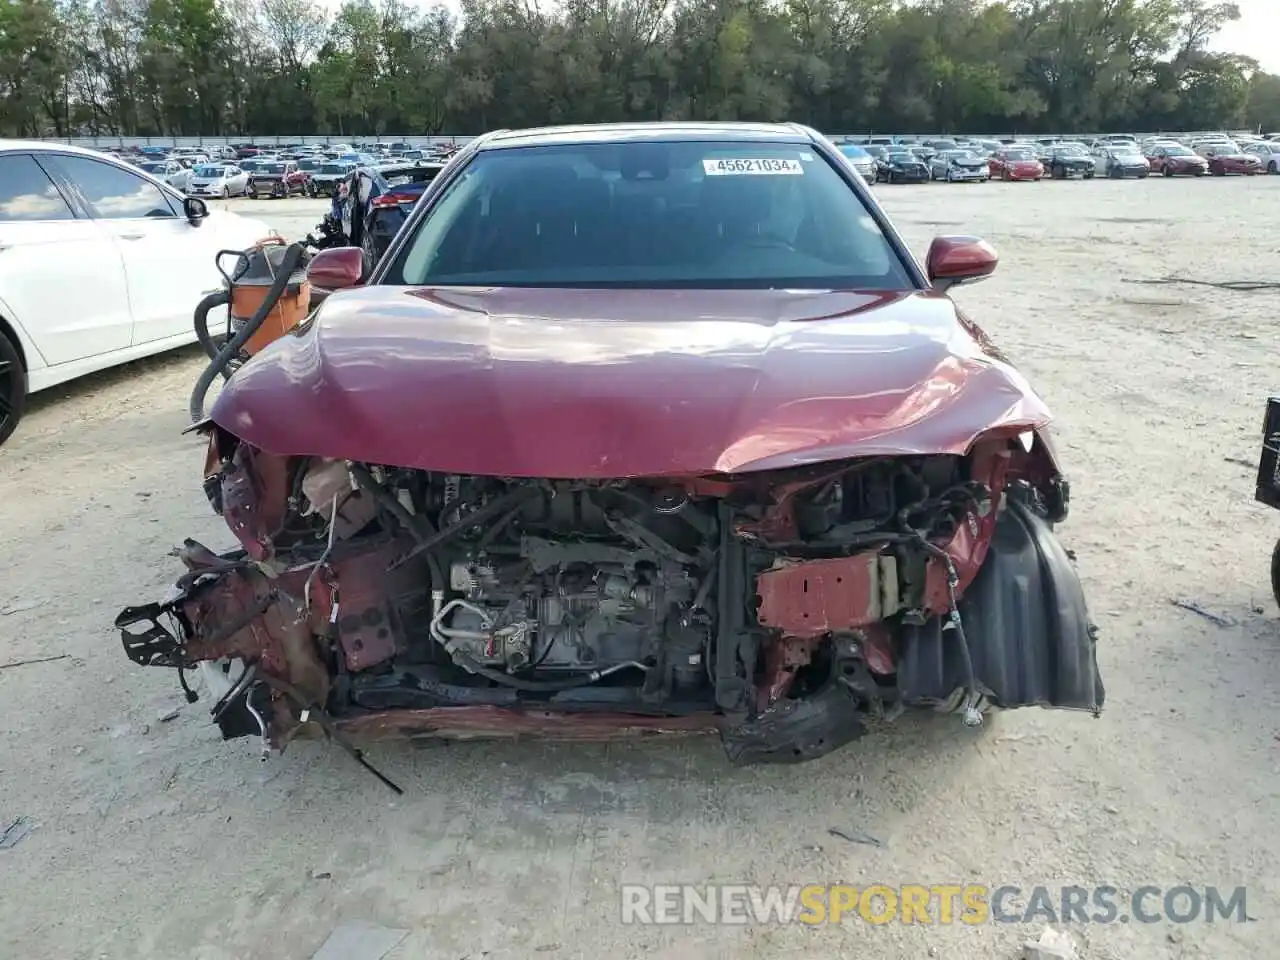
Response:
[307,246,364,291]
[183,196,208,223]
[926,236,998,292]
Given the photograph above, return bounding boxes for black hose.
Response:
[193,290,231,373]
[189,241,306,424]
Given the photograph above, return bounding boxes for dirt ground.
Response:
[2,180,1279,960]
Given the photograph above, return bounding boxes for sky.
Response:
[320,0,1280,76]
[1209,0,1280,73]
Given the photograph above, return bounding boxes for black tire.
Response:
[221,185,230,198]
[1084,171,1094,179]
[0,329,27,448]
[1162,165,1173,177]
[1270,161,1278,175]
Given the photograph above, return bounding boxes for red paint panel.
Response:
[209,286,1053,478]
[755,553,881,638]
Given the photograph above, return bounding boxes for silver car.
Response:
[928,149,991,182]
[1243,141,1280,174]
[836,144,876,180]
[186,163,251,198]
[136,159,191,193]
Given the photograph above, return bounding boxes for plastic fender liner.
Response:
[897,499,1105,713]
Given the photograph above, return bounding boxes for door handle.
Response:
[119,233,145,241]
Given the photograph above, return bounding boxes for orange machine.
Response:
[191,238,313,423]
[222,237,312,356]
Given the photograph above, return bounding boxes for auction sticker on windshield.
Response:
[703,157,803,176]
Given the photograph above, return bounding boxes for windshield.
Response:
[1003,150,1034,161]
[838,146,869,159]
[887,152,914,161]
[1165,147,1195,157]
[320,163,351,174]
[297,159,320,170]
[139,162,166,173]
[952,151,982,162]
[863,145,887,158]
[388,140,910,291]
[1110,148,1143,158]
[258,163,286,174]
[193,165,224,177]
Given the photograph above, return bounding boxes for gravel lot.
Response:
[3,180,1279,960]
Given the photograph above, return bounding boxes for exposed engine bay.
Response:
[116,428,1104,784]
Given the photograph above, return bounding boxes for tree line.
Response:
[2,0,1278,140]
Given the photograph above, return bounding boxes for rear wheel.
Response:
[1162,165,1173,177]
[221,185,230,198]
[0,329,27,448]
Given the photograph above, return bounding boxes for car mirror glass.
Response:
[183,196,208,222]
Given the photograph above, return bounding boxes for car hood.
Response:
[209,286,1053,478]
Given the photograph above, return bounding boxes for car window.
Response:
[389,140,910,291]
[0,154,77,221]
[53,155,177,219]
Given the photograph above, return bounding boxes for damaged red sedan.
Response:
[116,123,1103,779]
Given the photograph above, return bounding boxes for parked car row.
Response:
[835,131,1280,183]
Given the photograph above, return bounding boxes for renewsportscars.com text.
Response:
[620,884,1249,926]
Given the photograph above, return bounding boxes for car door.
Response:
[0,152,133,367]
[44,153,214,347]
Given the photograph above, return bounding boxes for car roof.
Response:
[480,122,815,150]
